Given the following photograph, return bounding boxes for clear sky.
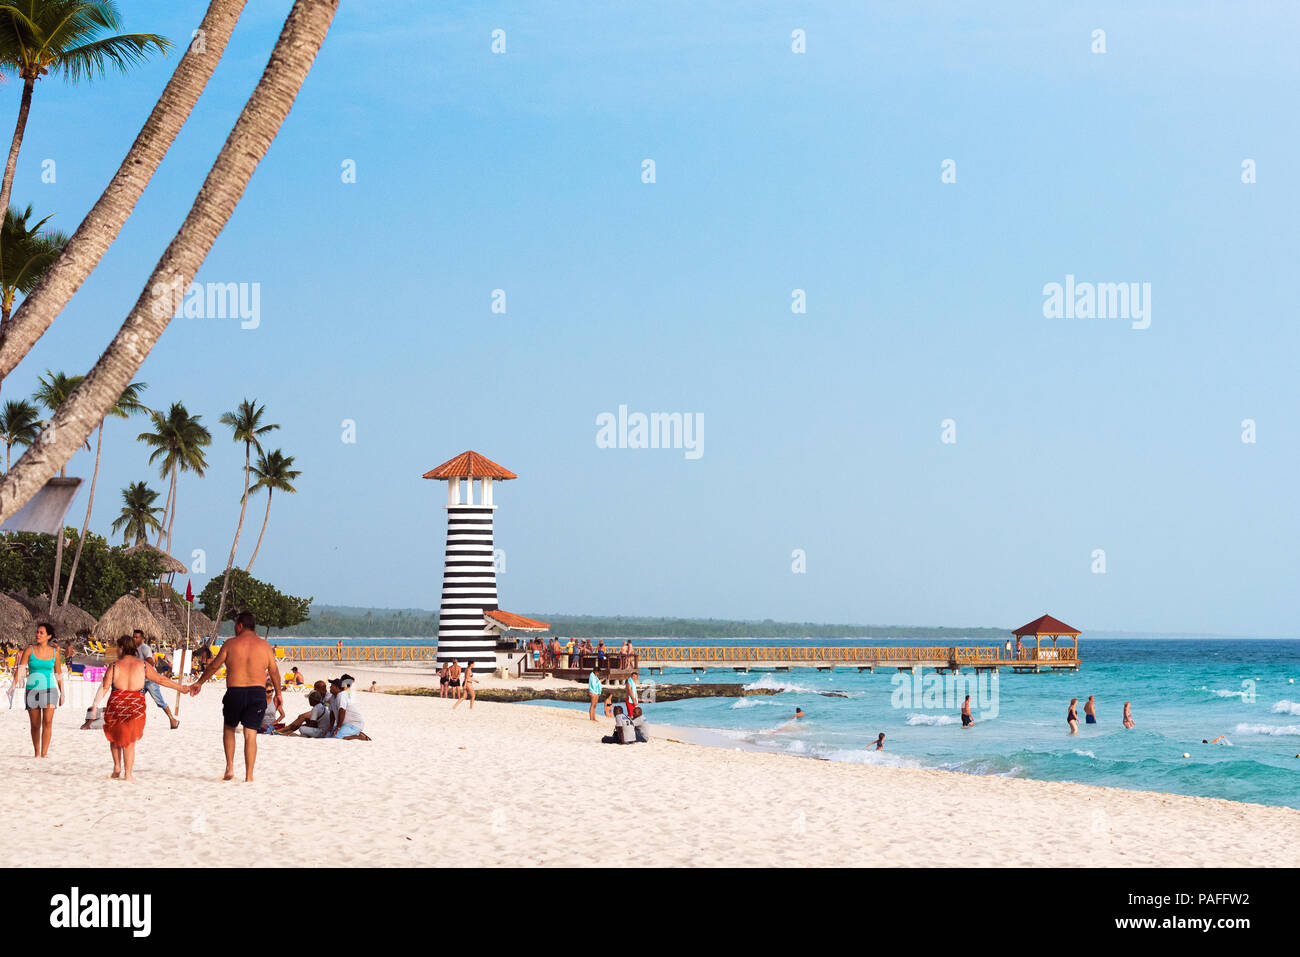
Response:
[7,1,1298,635]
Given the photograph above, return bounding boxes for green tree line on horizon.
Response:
[261,606,1013,640]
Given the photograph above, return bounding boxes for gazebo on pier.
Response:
[1011,614,1081,672]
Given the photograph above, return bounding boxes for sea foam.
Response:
[1233,722,1300,737]
[905,713,960,726]
[1270,700,1300,716]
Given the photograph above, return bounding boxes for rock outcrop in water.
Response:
[390,684,791,703]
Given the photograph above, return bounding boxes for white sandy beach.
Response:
[5,662,1299,868]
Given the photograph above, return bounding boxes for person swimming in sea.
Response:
[793,708,806,719]
[1203,735,1230,745]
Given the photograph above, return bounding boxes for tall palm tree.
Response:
[0,1,170,218]
[110,479,161,545]
[33,368,85,611]
[0,205,65,322]
[0,204,66,396]
[60,379,146,605]
[210,398,277,637]
[0,0,339,528]
[0,0,248,384]
[245,448,299,572]
[136,401,209,558]
[0,395,37,469]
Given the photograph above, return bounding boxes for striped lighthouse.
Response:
[423,451,548,669]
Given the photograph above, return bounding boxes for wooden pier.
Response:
[634,645,1078,674]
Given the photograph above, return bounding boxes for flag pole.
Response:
[175,580,193,714]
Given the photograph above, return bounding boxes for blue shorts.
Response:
[1085,714,1097,724]
[144,680,167,710]
[332,724,363,738]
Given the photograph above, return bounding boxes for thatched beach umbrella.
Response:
[123,543,187,576]
[0,593,36,647]
[97,595,182,650]
[52,602,97,639]
[5,590,45,617]
[181,607,217,644]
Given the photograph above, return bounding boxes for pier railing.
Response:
[279,646,439,662]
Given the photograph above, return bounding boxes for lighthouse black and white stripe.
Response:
[436,503,498,667]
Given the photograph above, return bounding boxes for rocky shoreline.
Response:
[387,683,850,703]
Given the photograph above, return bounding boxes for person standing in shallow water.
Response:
[588,668,602,722]
[961,695,973,728]
[1123,701,1135,729]
[10,622,64,757]
[1067,698,1079,735]
[1084,695,1098,725]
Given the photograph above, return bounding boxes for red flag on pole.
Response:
[185,579,194,603]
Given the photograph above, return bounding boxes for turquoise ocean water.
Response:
[289,637,1300,808]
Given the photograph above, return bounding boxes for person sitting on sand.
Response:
[874,733,885,751]
[1067,698,1079,735]
[366,681,377,692]
[90,634,189,780]
[260,685,285,733]
[961,695,973,728]
[1084,695,1097,725]
[329,675,370,740]
[1123,701,1135,729]
[286,667,305,687]
[277,690,333,737]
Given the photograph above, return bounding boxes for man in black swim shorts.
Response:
[223,684,266,730]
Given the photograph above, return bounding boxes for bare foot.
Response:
[122,773,134,782]
[110,770,121,779]
[222,770,235,781]
[244,775,254,783]
[169,719,179,730]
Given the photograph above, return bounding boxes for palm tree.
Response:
[245,448,299,572]
[60,379,146,605]
[0,395,37,469]
[110,480,161,545]
[0,0,247,385]
[33,368,85,611]
[0,205,66,323]
[0,1,170,218]
[136,401,210,557]
[210,399,277,637]
[0,0,339,527]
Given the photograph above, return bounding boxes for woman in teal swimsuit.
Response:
[12,623,64,757]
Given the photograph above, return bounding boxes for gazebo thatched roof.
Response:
[52,602,97,638]
[6,590,46,617]
[124,543,187,575]
[0,593,36,647]
[96,595,182,647]
[183,607,218,643]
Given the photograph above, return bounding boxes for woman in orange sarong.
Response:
[91,634,189,781]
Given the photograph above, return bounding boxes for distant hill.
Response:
[261,606,1014,639]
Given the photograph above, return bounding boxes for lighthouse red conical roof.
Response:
[422,450,517,480]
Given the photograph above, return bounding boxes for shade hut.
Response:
[52,602,98,639]
[1012,614,1081,662]
[123,543,187,575]
[96,595,182,660]
[5,590,46,617]
[0,593,36,648]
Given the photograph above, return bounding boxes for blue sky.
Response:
[6,1,1298,634]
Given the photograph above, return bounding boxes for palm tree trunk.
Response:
[0,0,251,383]
[0,0,339,527]
[245,487,273,572]
[61,422,104,606]
[212,443,252,638]
[0,77,35,240]
[157,462,176,548]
